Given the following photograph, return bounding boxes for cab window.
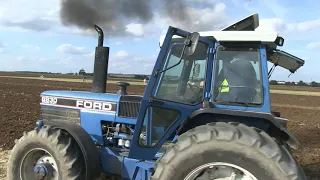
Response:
[213,46,263,105]
[153,36,209,105]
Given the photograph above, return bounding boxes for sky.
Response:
[0,0,319,82]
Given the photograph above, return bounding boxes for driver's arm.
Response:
[188,80,204,88]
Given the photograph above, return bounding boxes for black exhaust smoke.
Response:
[59,0,190,37]
[92,25,109,93]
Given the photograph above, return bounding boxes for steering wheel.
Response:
[173,92,190,102]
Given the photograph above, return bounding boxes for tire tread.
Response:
[150,122,306,180]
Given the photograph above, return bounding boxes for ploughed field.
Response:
[0,76,319,179]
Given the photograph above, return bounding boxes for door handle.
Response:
[148,98,164,106]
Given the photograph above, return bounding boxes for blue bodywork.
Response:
[38,26,277,179]
[40,90,154,179]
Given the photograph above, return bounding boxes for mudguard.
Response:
[42,120,101,180]
[187,108,301,150]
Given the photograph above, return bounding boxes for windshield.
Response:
[213,46,263,105]
[153,36,209,104]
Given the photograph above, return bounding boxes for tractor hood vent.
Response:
[41,106,80,124]
[118,95,142,118]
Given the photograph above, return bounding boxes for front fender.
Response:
[186,108,301,150]
[42,120,101,180]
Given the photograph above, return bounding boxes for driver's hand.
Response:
[200,81,204,87]
[188,81,196,85]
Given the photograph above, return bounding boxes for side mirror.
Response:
[184,32,200,56]
[193,63,200,77]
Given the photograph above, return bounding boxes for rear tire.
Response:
[151,122,307,180]
[7,125,86,180]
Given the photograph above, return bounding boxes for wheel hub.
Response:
[34,161,55,180]
[184,162,257,180]
[34,164,47,180]
[21,149,59,180]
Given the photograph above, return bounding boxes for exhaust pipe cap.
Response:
[117,82,130,95]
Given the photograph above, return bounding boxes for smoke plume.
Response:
[60,0,190,36]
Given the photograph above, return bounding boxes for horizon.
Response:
[1,71,317,84]
[0,0,319,82]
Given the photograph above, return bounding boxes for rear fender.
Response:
[42,120,101,180]
[177,108,300,150]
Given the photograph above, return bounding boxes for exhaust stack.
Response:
[92,25,109,93]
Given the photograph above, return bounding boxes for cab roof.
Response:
[158,13,305,73]
[159,31,280,48]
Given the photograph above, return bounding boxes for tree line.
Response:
[270,80,320,87]
[78,68,149,80]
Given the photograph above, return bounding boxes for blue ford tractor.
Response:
[7,14,308,180]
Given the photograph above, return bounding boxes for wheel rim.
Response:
[20,148,59,180]
[184,162,258,180]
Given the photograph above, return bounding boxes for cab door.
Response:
[129,27,215,160]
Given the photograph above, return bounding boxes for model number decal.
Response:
[42,96,58,104]
[76,100,113,111]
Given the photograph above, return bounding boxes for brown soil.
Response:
[0,77,319,179]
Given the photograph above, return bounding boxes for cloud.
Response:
[56,44,90,55]
[0,41,8,54]
[16,56,25,61]
[3,18,56,32]
[22,44,40,51]
[108,50,156,74]
[115,50,129,57]
[256,18,286,32]
[125,23,145,36]
[255,17,320,42]
[0,41,8,47]
[289,19,320,32]
[231,0,287,17]
[83,50,95,58]
[115,42,122,45]
[142,2,230,36]
[261,0,288,17]
[0,1,60,31]
[306,42,320,49]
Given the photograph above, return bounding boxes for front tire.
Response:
[7,125,85,180]
[151,122,307,180]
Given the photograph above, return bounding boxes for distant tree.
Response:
[79,68,86,76]
[269,80,278,85]
[311,81,319,87]
[297,80,307,86]
[285,82,293,86]
[134,75,145,80]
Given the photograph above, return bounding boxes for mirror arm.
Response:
[155,45,187,76]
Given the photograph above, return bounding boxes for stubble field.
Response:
[0,75,319,179]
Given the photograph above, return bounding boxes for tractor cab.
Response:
[127,14,305,160]
[156,13,304,112]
